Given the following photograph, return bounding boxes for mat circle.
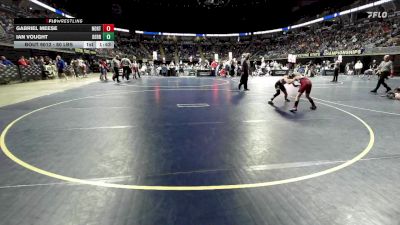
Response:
[0,89,375,191]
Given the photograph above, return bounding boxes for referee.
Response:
[331,58,340,82]
[371,55,394,93]
[238,53,250,91]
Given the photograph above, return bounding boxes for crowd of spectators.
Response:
[109,16,399,61]
[0,11,15,41]
[0,0,63,42]
[254,18,400,58]
[0,53,95,80]
[0,0,399,64]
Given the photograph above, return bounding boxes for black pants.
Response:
[373,71,391,91]
[73,67,80,77]
[113,67,120,82]
[122,66,131,80]
[332,68,339,82]
[239,75,248,90]
[272,83,287,99]
[309,69,315,77]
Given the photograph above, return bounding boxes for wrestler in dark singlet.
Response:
[268,75,298,105]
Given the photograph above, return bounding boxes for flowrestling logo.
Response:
[367,11,388,19]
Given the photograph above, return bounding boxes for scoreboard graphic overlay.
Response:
[13,19,114,49]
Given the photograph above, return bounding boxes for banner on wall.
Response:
[323,49,362,56]
[295,52,321,58]
[294,50,362,58]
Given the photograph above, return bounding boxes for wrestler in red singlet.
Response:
[298,77,312,94]
[286,73,317,112]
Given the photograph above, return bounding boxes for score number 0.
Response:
[103,24,114,32]
[102,24,115,41]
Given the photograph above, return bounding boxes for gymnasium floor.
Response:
[0,75,399,225]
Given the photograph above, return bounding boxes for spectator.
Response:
[354,60,363,76]
[18,56,28,66]
[28,57,36,65]
[44,56,52,65]
[37,56,46,79]
[141,63,148,76]
[99,59,109,81]
[161,64,168,76]
[78,58,87,77]
[211,59,218,76]
[111,55,121,83]
[0,56,14,66]
[169,61,175,76]
[132,60,140,79]
[71,58,81,78]
[33,56,40,65]
[56,55,68,80]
